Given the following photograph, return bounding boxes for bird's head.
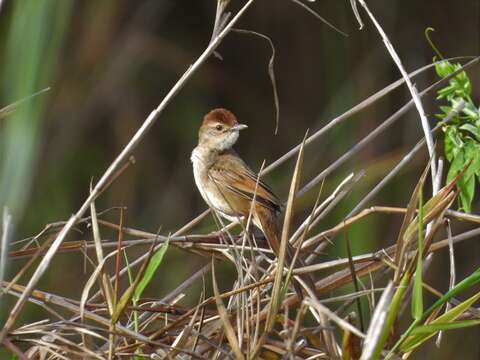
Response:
[198,108,248,151]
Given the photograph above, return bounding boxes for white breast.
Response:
[191,146,243,223]
[191,147,210,206]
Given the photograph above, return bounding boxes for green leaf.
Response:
[448,141,480,213]
[439,105,452,112]
[464,142,480,176]
[444,126,463,162]
[458,173,475,213]
[411,189,424,320]
[447,148,468,210]
[435,60,455,78]
[437,85,455,100]
[133,241,169,303]
[461,101,479,121]
[435,61,471,101]
[111,239,168,323]
[401,291,480,352]
[459,123,480,141]
[388,266,480,357]
[425,268,480,319]
[410,320,480,335]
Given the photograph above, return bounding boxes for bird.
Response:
[191,108,315,298]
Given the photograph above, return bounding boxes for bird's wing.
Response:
[208,152,281,214]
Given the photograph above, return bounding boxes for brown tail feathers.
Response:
[256,208,316,299]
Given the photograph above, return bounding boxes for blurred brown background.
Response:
[0,0,479,358]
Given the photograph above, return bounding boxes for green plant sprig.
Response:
[434,58,480,213]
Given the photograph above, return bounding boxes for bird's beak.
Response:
[231,124,248,131]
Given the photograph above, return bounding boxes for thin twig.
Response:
[0,88,50,121]
[289,0,348,37]
[231,29,280,133]
[356,0,438,194]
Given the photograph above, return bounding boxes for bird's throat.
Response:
[191,145,219,168]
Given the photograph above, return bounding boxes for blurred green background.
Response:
[0,0,479,358]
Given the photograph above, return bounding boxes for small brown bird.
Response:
[191,108,314,298]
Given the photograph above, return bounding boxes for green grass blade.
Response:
[112,239,167,323]
[410,320,480,334]
[133,240,169,303]
[368,272,410,360]
[388,268,480,357]
[401,291,480,352]
[123,251,139,330]
[412,188,424,320]
[123,252,143,360]
[123,252,135,288]
[423,267,480,319]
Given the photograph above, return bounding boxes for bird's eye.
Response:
[215,124,223,131]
